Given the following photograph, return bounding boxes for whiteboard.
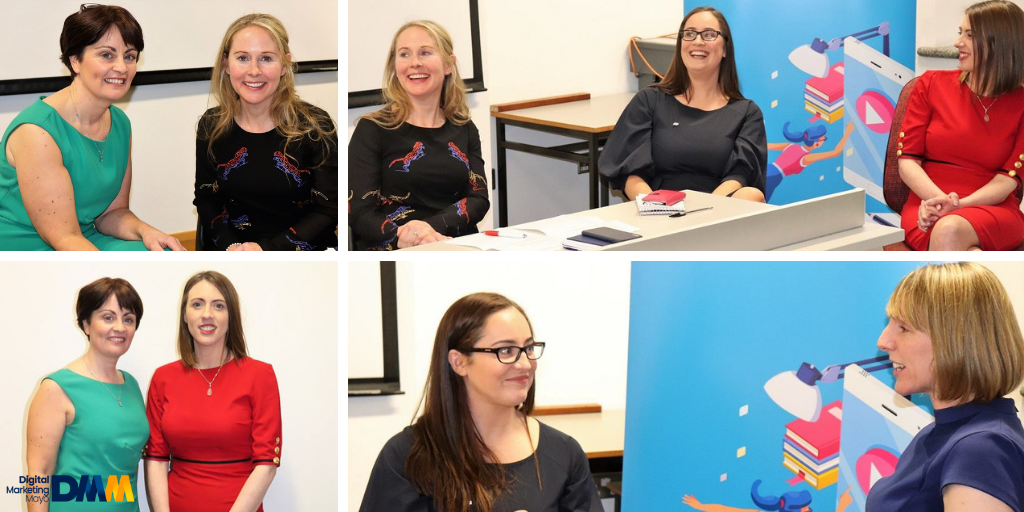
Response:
[0,0,338,81]
[348,0,483,107]
[348,261,384,379]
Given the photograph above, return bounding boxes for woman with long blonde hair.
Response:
[348,20,489,251]
[195,13,338,251]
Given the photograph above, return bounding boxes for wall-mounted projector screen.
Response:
[0,0,338,95]
[348,262,402,396]
[347,0,484,108]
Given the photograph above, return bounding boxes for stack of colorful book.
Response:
[803,63,845,123]
[782,400,842,489]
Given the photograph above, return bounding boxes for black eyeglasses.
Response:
[681,29,727,42]
[464,342,545,364]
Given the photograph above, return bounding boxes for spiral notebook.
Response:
[636,191,686,215]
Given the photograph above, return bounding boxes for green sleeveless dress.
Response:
[0,97,146,250]
[44,368,149,511]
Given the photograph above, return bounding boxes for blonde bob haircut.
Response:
[361,20,470,130]
[886,262,1024,404]
[203,13,335,165]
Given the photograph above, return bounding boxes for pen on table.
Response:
[670,207,713,218]
[484,230,527,239]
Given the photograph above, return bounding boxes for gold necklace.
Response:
[69,87,109,161]
[195,349,227,397]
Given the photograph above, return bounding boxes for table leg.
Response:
[588,134,599,209]
[496,120,508,227]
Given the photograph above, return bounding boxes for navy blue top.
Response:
[865,398,1024,512]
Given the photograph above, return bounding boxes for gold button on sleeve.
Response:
[276,437,281,445]
[1015,162,1022,169]
[274,447,280,454]
[899,132,905,138]
[1010,170,1017,178]
[897,142,904,149]
[273,457,280,464]
[897,150,903,156]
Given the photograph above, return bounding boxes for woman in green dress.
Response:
[0,4,183,250]
[25,277,149,511]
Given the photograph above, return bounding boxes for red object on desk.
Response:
[642,190,686,205]
[484,230,526,239]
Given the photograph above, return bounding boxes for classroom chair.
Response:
[881,76,1024,251]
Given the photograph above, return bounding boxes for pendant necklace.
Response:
[195,348,226,397]
[971,87,998,122]
[69,87,109,160]
[85,362,123,407]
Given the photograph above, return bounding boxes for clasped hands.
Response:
[917,192,960,233]
[396,220,451,248]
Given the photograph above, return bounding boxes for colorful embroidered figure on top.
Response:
[217,147,248,180]
[448,142,470,170]
[389,142,425,172]
[273,151,311,186]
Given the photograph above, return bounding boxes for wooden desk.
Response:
[403,189,905,251]
[536,409,625,460]
[491,93,634,226]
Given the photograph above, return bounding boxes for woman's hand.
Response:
[396,220,449,248]
[227,242,263,251]
[139,226,186,251]
[918,192,959,232]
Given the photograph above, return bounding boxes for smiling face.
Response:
[70,27,138,102]
[877,317,938,399]
[394,26,451,103]
[184,280,230,351]
[224,25,289,111]
[82,294,137,359]
[680,11,726,77]
[955,15,979,74]
[450,307,536,411]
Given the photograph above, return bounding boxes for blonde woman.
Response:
[348,20,489,251]
[195,14,338,251]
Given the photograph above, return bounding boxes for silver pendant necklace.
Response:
[971,87,998,122]
[69,87,109,160]
[85,363,122,407]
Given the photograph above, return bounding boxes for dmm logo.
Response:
[52,475,133,502]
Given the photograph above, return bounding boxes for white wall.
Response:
[0,261,338,511]
[347,260,632,512]
[915,0,1024,72]
[0,1,339,236]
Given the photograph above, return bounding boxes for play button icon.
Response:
[856,90,895,134]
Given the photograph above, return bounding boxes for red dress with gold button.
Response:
[144,357,282,512]
[898,70,1024,250]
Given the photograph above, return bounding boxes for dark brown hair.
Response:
[60,4,144,78]
[655,6,744,102]
[76,277,143,333]
[176,271,248,368]
[962,0,1024,97]
[406,293,536,512]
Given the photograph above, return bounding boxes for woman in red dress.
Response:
[144,271,282,512]
[899,0,1024,250]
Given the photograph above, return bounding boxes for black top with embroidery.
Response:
[195,105,338,251]
[348,118,489,251]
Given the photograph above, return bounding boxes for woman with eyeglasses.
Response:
[0,4,183,250]
[600,6,767,202]
[359,292,603,512]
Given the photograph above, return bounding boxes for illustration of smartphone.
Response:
[842,37,912,226]
[834,364,934,512]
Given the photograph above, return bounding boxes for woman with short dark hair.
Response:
[600,6,767,203]
[25,277,149,512]
[898,0,1024,250]
[867,262,1024,510]
[360,292,602,512]
[0,4,183,251]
